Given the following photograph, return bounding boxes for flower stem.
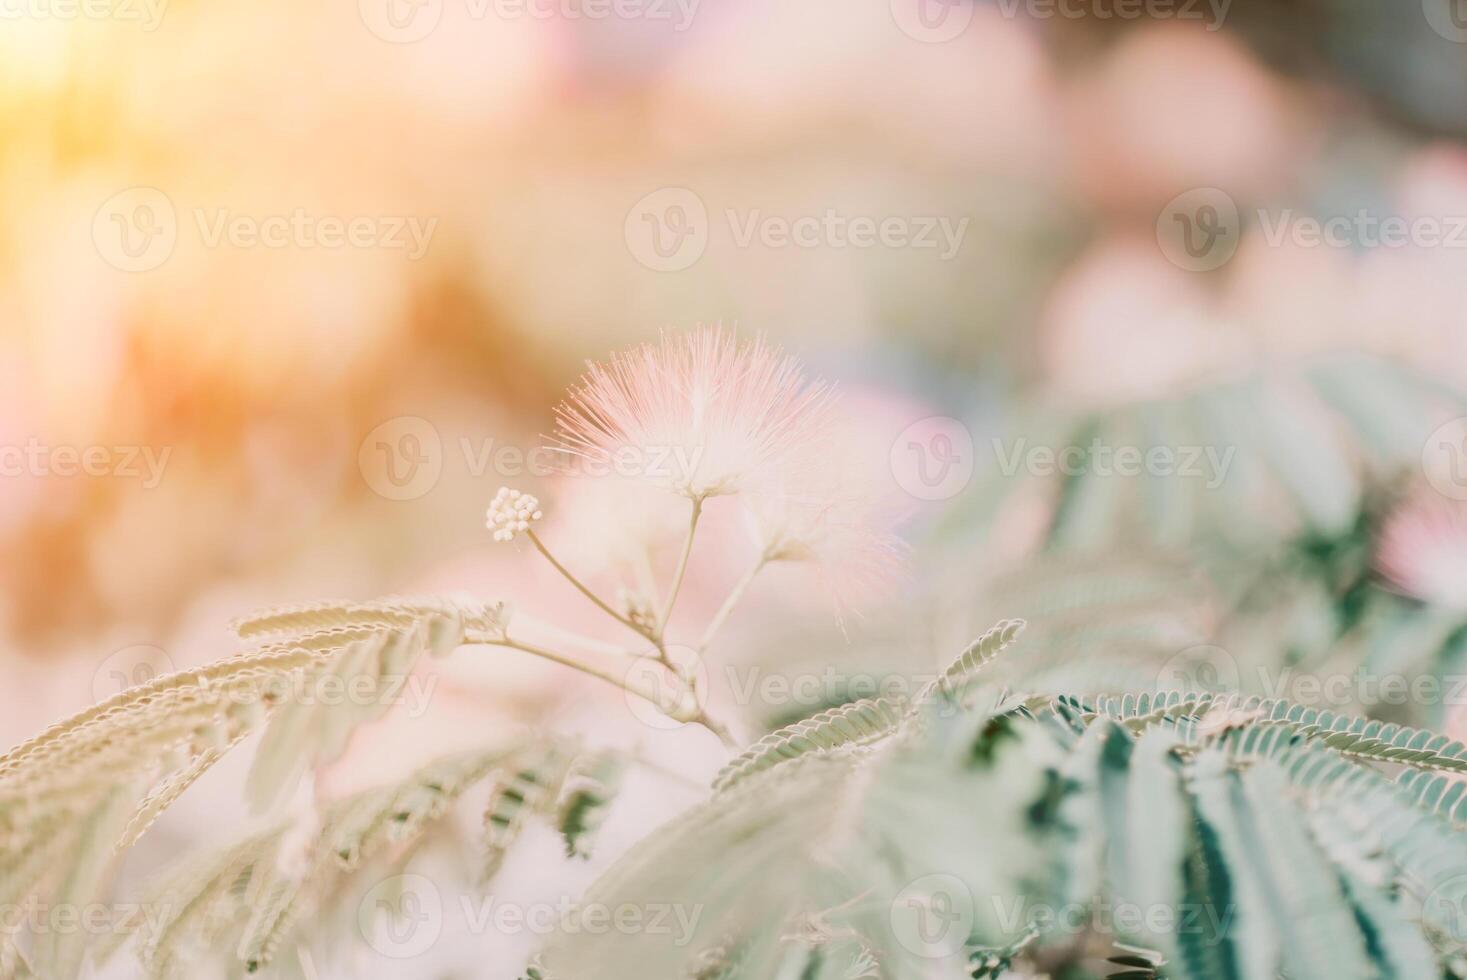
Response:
[474,637,699,723]
[525,529,647,639]
[657,496,703,637]
[696,556,769,655]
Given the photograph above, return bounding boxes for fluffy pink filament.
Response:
[549,327,834,500]
[1376,492,1467,609]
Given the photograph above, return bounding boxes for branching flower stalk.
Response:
[483,328,905,750]
[487,486,739,744]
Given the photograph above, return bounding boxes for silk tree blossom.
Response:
[549,327,834,501]
[487,487,544,541]
[1376,492,1467,609]
[742,434,909,610]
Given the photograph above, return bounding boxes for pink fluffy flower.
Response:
[549,327,833,501]
[742,456,908,610]
[740,392,910,612]
[1376,492,1467,609]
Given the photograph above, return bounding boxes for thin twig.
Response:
[525,529,647,639]
[696,555,769,656]
[657,496,703,637]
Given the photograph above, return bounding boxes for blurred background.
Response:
[6,0,1467,974]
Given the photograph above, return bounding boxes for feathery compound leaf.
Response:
[242,599,501,811]
[1232,763,1372,980]
[1396,769,1467,824]
[711,697,905,794]
[713,622,1024,795]
[483,747,575,882]
[230,595,506,645]
[920,618,1026,703]
[554,752,623,859]
[120,745,525,978]
[1067,691,1467,776]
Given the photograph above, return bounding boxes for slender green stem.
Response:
[694,709,739,749]
[696,556,769,655]
[474,637,699,723]
[657,496,703,637]
[525,529,646,639]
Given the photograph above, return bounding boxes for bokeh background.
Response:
[6,0,1467,975]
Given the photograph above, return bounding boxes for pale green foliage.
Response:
[111,741,588,978]
[527,630,1467,980]
[0,596,509,979]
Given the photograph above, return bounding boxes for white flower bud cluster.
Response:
[486,487,543,542]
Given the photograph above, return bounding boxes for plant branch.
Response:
[525,529,647,639]
[696,555,769,656]
[472,637,700,723]
[657,496,703,638]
